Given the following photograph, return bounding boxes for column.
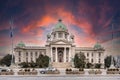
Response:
[69,47,71,62]
[51,47,53,62]
[33,52,35,62]
[28,52,30,62]
[56,32,58,39]
[64,47,66,62]
[55,47,58,62]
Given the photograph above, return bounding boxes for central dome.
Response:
[54,19,67,31]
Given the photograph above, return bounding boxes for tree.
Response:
[36,54,49,68]
[104,55,111,68]
[0,54,12,66]
[74,52,86,68]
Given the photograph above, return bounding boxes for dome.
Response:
[17,41,25,47]
[54,19,67,31]
[94,42,102,49]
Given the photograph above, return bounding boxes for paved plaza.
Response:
[0,75,120,80]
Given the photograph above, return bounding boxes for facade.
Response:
[14,19,105,68]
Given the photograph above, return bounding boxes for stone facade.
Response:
[14,19,105,68]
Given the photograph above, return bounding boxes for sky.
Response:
[0,0,120,56]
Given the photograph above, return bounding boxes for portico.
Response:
[51,46,71,63]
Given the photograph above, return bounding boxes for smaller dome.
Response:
[94,42,102,49]
[47,34,51,38]
[54,19,67,31]
[17,41,25,47]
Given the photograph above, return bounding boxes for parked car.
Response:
[40,67,57,74]
[0,68,9,72]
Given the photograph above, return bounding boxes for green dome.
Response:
[54,19,67,30]
[17,41,25,47]
[94,42,102,49]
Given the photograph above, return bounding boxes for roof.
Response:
[17,41,25,47]
[75,47,95,51]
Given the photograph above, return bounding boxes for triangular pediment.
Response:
[50,40,71,45]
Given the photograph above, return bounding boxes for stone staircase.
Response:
[52,62,71,68]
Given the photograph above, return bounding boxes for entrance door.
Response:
[58,51,63,62]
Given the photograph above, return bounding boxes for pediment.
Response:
[50,40,71,45]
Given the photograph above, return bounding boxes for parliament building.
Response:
[14,19,105,68]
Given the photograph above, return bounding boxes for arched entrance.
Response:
[58,51,63,62]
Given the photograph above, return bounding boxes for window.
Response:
[65,34,67,39]
[26,58,28,62]
[18,51,21,57]
[54,34,56,38]
[99,59,101,63]
[92,53,93,57]
[58,32,62,38]
[31,58,33,62]
[87,53,89,57]
[19,57,21,62]
[91,59,93,63]
[99,52,101,57]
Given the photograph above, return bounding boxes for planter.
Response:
[107,71,120,74]
[0,71,14,75]
[66,71,85,74]
[95,70,102,74]
[88,70,95,74]
[31,71,38,75]
[18,71,24,75]
[46,70,60,74]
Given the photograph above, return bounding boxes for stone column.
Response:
[51,47,53,62]
[33,52,35,62]
[56,32,58,39]
[69,47,71,62]
[64,47,66,62]
[55,47,58,62]
[28,52,30,62]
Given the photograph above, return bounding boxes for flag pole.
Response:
[9,17,14,66]
[110,23,115,68]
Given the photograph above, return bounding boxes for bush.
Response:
[79,68,84,71]
[86,63,93,68]
[95,63,101,69]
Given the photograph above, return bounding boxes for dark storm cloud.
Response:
[0,0,120,55]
